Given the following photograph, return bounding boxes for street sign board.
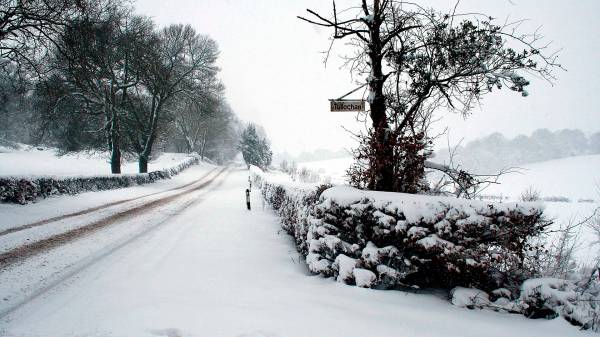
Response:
[330,99,365,112]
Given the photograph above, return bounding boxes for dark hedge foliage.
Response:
[256,176,549,293]
[0,156,200,204]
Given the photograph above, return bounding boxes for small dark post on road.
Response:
[246,188,251,210]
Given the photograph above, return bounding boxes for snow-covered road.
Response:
[0,168,590,337]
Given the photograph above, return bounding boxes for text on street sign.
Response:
[330,100,365,112]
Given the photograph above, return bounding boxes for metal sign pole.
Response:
[246,189,251,210]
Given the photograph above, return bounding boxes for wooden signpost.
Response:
[329,99,365,112]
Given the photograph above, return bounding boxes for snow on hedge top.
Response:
[320,186,543,223]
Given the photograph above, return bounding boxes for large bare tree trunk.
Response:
[138,154,148,173]
[138,99,160,173]
[138,142,152,173]
[110,138,121,174]
[366,1,394,191]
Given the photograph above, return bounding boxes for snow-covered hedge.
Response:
[256,174,547,291]
[0,155,201,204]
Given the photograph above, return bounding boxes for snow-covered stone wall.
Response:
[0,155,201,204]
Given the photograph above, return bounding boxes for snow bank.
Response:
[449,276,600,330]
[0,155,201,204]
[451,287,492,308]
[519,277,599,326]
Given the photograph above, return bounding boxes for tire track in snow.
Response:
[0,168,232,321]
[0,167,219,237]
[0,167,228,269]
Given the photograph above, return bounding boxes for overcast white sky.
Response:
[136,0,600,155]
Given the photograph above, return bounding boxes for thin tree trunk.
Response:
[186,137,193,154]
[106,89,121,174]
[200,128,207,160]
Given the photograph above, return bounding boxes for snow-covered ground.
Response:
[0,163,220,321]
[0,145,194,176]
[0,168,587,337]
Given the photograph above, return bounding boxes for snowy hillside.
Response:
[0,145,195,177]
[434,129,600,174]
[484,154,600,201]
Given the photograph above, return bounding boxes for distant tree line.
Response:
[0,0,245,173]
[435,129,600,173]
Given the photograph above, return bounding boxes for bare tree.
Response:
[425,159,518,199]
[171,75,224,156]
[0,0,121,76]
[127,24,219,173]
[195,102,237,161]
[52,10,154,173]
[299,0,561,193]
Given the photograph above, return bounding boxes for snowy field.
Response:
[0,145,194,176]
[298,155,600,263]
[0,168,587,337]
[298,156,353,185]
